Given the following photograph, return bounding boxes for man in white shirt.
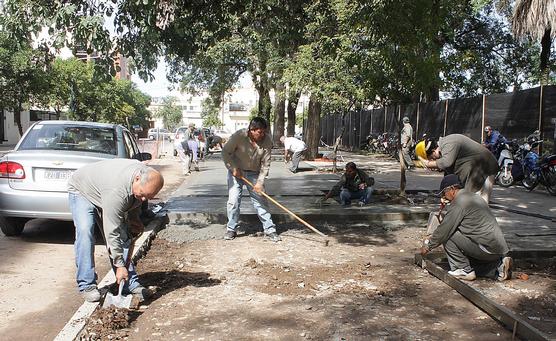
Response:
[280,135,307,173]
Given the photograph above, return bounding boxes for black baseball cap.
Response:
[437,174,462,196]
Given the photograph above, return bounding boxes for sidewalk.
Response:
[165,151,556,253]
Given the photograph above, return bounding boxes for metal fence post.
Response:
[416,102,420,139]
[443,100,449,137]
[481,95,486,143]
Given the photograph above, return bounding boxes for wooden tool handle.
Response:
[240,176,327,238]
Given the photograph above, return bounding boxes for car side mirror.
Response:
[134,152,152,161]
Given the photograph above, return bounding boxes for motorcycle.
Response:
[521,142,556,195]
[495,141,517,187]
[360,133,380,152]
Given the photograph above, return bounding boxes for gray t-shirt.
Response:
[68,159,146,267]
[436,134,499,192]
[428,190,509,255]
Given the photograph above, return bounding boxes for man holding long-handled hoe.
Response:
[221,117,281,242]
[68,159,164,302]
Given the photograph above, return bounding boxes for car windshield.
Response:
[18,124,117,155]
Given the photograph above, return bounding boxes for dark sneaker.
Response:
[224,230,236,240]
[82,286,101,302]
[448,269,476,281]
[265,232,281,242]
[497,256,513,281]
[130,285,152,301]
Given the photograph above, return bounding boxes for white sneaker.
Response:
[81,286,101,302]
[448,269,476,281]
[497,257,513,281]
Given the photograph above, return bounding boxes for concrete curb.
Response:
[168,211,430,226]
[53,215,168,341]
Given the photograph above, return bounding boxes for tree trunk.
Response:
[540,28,552,86]
[14,102,24,137]
[305,96,321,160]
[287,90,300,136]
[272,83,286,145]
[398,149,407,197]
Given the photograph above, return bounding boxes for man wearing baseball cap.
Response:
[420,174,512,281]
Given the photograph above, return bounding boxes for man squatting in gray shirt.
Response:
[420,174,512,281]
[221,117,281,242]
[421,134,499,203]
[68,159,164,302]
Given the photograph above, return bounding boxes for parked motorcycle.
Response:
[360,133,380,152]
[495,141,516,187]
[521,142,556,195]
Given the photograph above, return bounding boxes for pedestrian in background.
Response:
[400,116,415,170]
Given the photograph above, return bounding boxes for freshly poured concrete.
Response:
[165,155,433,226]
[166,152,556,253]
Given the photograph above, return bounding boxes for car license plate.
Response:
[43,169,74,181]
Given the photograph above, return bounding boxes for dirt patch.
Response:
[79,224,516,340]
[467,257,556,335]
[79,306,130,340]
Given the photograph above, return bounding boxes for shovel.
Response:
[102,279,133,309]
[102,234,139,309]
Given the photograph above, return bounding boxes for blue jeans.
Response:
[226,170,276,234]
[68,192,140,292]
[339,187,373,206]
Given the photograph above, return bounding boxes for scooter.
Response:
[495,141,516,187]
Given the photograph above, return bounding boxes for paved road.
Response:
[0,149,183,340]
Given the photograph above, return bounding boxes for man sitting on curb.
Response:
[420,174,512,281]
[321,162,374,207]
[280,135,307,173]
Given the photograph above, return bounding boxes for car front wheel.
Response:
[0,216,28,236]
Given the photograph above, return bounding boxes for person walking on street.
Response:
[280,135,307,173]
[222,117,281,242]
[321,162,374,207]
[178,123,199,175]
[67,159,164,302]
[420,175,512,281]
[419,134,499,203]
[400,117,415,169]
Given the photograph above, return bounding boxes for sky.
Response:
[131,59,181,98]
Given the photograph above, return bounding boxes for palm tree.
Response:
[512,0,556,85]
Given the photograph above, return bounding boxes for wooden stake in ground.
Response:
[239,176,329,245]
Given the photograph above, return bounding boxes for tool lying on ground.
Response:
[102,234,139,309]
[240,176,330,246]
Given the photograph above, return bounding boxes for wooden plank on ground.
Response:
[415,254,553,341]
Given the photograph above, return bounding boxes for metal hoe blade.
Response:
[102,280,132,309]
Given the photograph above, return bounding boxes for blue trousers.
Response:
[339,187,373,206]
[226,170,276,233]
[69,192,140,292]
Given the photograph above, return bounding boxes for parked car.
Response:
[147,128,173,140]
[0,121,152,236]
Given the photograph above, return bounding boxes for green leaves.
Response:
[154,96,183,130]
